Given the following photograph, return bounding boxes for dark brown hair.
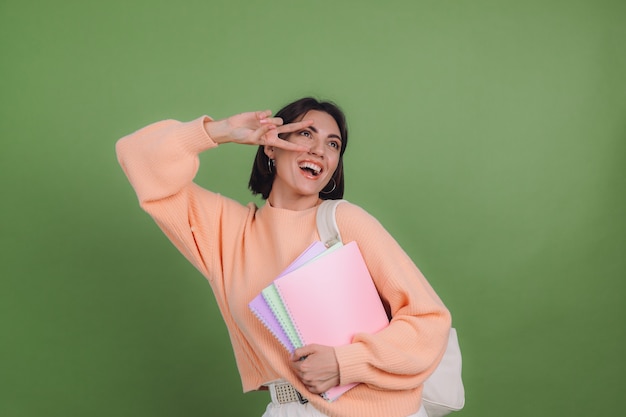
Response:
[248,97,348,200]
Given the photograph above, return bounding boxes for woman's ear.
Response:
[264,146,275,159]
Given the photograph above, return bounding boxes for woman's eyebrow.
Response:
[308,125,342,141]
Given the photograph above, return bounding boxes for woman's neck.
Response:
[267,193,321,211]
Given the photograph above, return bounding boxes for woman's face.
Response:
[265,110,342,207]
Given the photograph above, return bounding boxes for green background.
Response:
[1,0,624,416]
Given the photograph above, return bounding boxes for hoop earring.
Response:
[321,178,336,194]
[267,158,274,174]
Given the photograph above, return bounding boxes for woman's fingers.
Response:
[244,123,307,151]
[259,116,284,127]
[289,344,340,394]
[251,124,274,140]
[275,119,314,135]
[264,119,314,152]
[263,130,309,152]
[255,110,273,121]
[224,110,312,152]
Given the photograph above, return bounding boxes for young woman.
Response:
[116,97,451,417]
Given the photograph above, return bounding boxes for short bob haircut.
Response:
[248,97,348,200]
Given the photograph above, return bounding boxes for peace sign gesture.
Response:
[205,110,313,152]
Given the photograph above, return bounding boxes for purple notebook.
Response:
[248,241,327,353]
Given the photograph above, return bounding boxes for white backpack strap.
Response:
[316,199,346,247]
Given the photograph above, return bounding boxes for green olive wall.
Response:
[1,1,624,416]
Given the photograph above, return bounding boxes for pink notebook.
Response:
[274,241,390,401]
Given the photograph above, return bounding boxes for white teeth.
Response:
[299,162,322,174]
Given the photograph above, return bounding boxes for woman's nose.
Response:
[309,139,324,156]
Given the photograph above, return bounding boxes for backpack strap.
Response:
[316,199,346,247]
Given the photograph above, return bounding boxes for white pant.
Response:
[261,402,428,417]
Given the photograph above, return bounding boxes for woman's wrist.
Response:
[203,118,231,144]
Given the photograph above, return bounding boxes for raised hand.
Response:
[205,110,313,152]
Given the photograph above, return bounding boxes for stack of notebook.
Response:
[248,240,389,401]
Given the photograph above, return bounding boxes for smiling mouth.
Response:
[299,161,322,177]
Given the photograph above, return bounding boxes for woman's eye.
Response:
[329,141,340,149]
[300,130,312,138]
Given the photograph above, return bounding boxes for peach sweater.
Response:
[116,116,451,417]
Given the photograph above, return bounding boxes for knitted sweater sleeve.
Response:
[332,203,452,391]
[115,116,248,281]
